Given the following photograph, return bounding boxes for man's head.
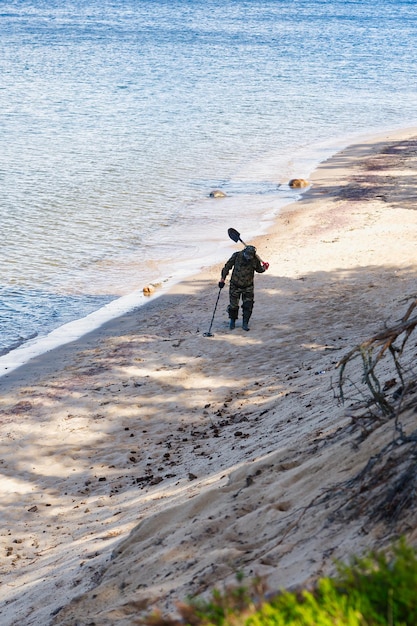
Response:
[243,245,256,261]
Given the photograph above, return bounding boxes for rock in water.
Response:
[209,189,227,198]
[289,178,309,188]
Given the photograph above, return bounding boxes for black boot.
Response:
[241,301,253,332]
[227,306,238,330]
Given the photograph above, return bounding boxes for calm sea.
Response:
[1,0,417,369]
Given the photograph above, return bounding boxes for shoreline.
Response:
[2,126,417,625]
[2,124,410,380]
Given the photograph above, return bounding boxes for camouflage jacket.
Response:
[221,251,265,288]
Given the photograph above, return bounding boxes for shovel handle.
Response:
[228,227,265,264]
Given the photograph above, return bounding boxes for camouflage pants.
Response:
[228,283,254,320]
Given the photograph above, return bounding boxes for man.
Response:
[218,245,269,331]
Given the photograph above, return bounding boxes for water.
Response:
[1,0,417,367]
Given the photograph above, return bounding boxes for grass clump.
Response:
[141,539,417,626]
[334,537,417,625]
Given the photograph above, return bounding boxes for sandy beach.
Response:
[1,127,417,625]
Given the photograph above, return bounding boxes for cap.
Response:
[243,245,256,259]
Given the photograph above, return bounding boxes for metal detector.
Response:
[203,286,223,337]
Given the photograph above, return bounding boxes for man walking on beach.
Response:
[219,245,269,331]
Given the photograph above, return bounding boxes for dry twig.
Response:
[337,296,417,417]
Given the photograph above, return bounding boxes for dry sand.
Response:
[1,128,417,625]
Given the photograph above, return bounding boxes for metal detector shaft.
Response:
[203,286,223,337]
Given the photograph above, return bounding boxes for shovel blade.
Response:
[228,227,241,243]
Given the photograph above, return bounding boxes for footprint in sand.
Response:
[273,500,292,512]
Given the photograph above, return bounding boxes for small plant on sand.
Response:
[183,572,264,626]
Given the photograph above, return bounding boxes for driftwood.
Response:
[337,296,417,418]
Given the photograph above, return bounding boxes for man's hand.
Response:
[262,262,269,270]
[218,280,225,289]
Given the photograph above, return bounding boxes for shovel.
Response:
[228,228,265,263]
